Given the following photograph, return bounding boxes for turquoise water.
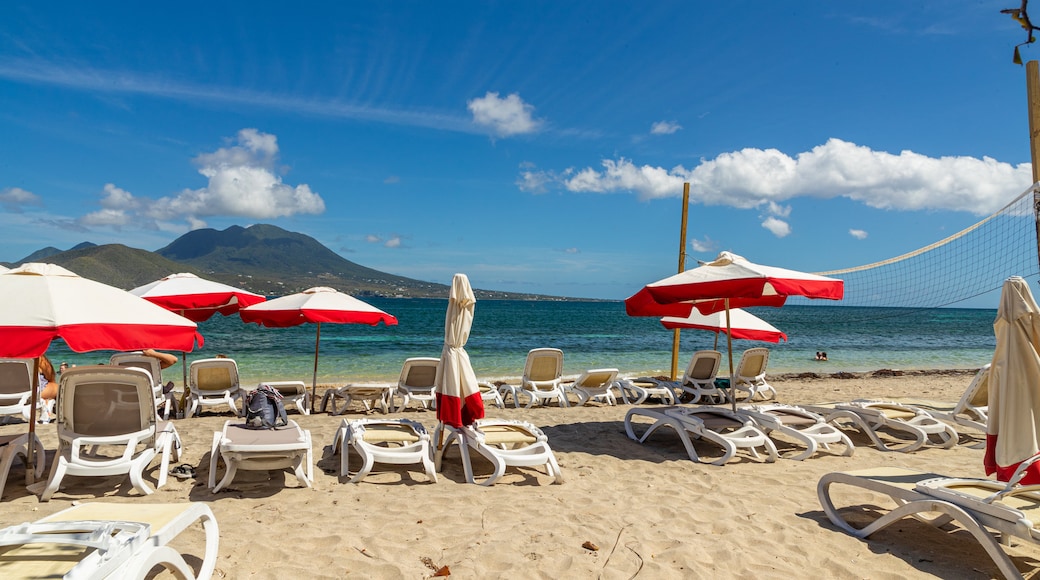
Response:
[43,301,998,387]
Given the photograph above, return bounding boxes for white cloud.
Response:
[762,216,791,238]
[690,236,717,253]
[531,138,1031,215]
[71,129,325,232]
[650,121,682,135]
[384,236,402,248]
[564,247,579,254]
[849,229,868,239]
[468,92,541,137]
[365,234,382,244]
[0,187,42,212]
[766,201,791,218]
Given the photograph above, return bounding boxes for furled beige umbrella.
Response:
[985,276,1040,483]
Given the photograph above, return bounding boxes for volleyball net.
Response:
[808,185,1040,309]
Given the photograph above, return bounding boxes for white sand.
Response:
[0,369,1030,579]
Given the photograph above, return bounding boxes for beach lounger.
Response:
[254,381,310,415]
[624,405,778,465]
[110,351,176,420]
[564,368,621,406]
[319,384,394,415]
[890,364,990,434]
[518,348,568,408]
[187,358,244,417]
[0,433,45,500]
[739,403,854,460]
[615,377,678,405]
[478,381,505,408]
[208,419,313,492]
[433,418,564,486]
[331,418,436,483]
[801,400,959,452]
[0,358,51,424]
[393,357,439,411]
[674,350,726,404]
[39,366,182,502]
[732,347,777,402]
[0,501,219,580]
[817,460,1040,580]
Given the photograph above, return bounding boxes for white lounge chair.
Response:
[208,420,313,492]
[0,358,51,424]
[0,433,45,500]
[818,458,1040,580]
[110,351,176,420]
[732,347,777,402]
[39,366,182,502]
[802,400,959,452]
[331,418,436,483]
[0,501,219,580]
[739,403,855,460]
[255,381,310,415]
[320,384,394,415]
[434,419,564,486]
[515,348,567,408]
[891,364,990,434]
[624,405,778,465]
[615,377,678,405]
[565,368,621,406]
[478,381,505,408]
[393,357,439,411]
[676,350,726,404]
[187,358,244,417]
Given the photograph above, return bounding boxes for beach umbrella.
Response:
[239,286,398,412]
[435,273,484,429]
[660,307,788,345]
[130,272,267,398]
[626,251,843,409]
[984,276,1040,484]
[0,263,203,482]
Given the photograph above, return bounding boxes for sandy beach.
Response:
[0,368,1028,579]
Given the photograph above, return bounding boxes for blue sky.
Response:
[0,1,1035,300]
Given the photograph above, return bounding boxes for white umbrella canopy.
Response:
[130,272,266,323]
[435,273,484,428]
[627,252,843,409]
[660,307,788,344]
[0,263,203,483]
[985,276,1040,483]
[240,287,398,412]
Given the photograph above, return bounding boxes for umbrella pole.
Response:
[725,300,736,412]
[311,322,321,413]
[25,357,41,485]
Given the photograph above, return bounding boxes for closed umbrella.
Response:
[985,276,1040,483]
[239,287,398,412]
[626,251,843,410]
[435,273,484,429]
[660,307,788,345]
[0,263,203,482]
[131,272,267,399]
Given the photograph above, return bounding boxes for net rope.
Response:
[798,184,1040,312]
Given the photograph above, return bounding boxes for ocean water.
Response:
[44,301,998,387]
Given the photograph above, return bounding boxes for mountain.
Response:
[16,224,553,299]
[17,241,97,264]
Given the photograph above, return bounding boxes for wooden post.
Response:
[670,183,691,381]
[1027,61,1040,271]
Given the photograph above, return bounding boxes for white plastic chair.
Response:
[732,347,777,402]
[393,357,439,411]
[187,358,244,417]
[332,418,436,483]
[208,420,313,492]
[520,348,567,408]
[0,359,45,424]
[40,366,181,501]
[110,351,176,420]
[434,419,564,486]
[567,368,621,406]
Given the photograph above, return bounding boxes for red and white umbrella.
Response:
[240,286,398,412]
[661,307,787,344]
[131,272,266,394]
[130,272,266,322]
[627,252,842,409]
[985,276,1040,484]
[0,263,203,481]
[435,273,484,429]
